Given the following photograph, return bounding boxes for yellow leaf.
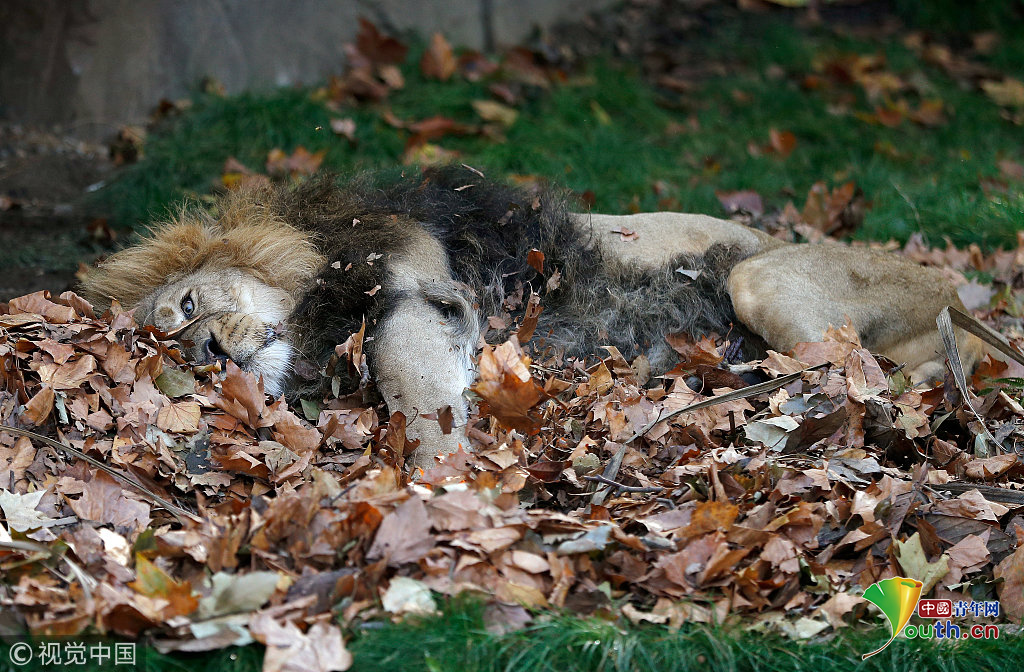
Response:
[982,78,1024,108]
[472,100,519,127]
[129,554,198,618]
[156,401,201,433]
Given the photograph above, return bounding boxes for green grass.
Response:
[892,0,1024,34]
[2,598,1019,671]
[343,600,1022,672]
[95,16,1024,250]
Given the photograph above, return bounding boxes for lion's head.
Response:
[80,187,326,396]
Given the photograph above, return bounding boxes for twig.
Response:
[929,481,1024,505]
[944,305,1024,367]
[0,424,202,524]
[584,474,665,494]
[161,311,209,338]
[936,307,1000,454]
[591,443,626,506]
[626,362,830,442]
[0,538,96,602]
[892,181,922,231]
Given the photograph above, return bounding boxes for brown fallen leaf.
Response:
[472,340,547,433]
[66,472,152,530]
[266,146,325,178]
[367,496,436,566]
[156,401,201,434]
[220,361,266,426]
[611,227,638,242]
[355,18,408,66]
[9,291,78,324]
[22,385,54,425]
[420,32,456,81]
[909,99,946,127]
[716,190,764,217]
[40,355,97,391]
[769,128,797,158]
[517,292,543,344]
[963,453,1018,480]
[405,115,473,148]
[527,249,545,275]
[994,541,1024,621]
[251,615,352,672]
[665,333,723,369]
[526,460,569,483]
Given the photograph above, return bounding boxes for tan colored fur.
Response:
[134,267,296,396]
[726,243,985,382]
[371,228,479,470]
[80,188,325,309]
[588,211,984,382]
[582,212,786,267]
[81,186,983,471]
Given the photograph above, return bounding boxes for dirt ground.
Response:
[0,123,115,301]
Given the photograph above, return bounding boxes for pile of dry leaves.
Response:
[2,234,1024,670]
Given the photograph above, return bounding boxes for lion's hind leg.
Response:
[727,244,983,385]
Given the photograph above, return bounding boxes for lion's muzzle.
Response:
[175,311,293,396]
[197,312,274,367]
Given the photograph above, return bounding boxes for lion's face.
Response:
[79,185,327,397]
[137,267,297,396]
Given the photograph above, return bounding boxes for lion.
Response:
[81,166,985,469]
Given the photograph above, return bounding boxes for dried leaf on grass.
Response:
[2,232,1023,668]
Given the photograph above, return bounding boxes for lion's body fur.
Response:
[282,168,755,372]
[269,169,758,374]
[82,165,986,468]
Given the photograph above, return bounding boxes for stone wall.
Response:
[0,0,610,138]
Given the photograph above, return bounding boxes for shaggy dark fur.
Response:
[264,165,748,377]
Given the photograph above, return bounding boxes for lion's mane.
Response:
[84,166,747,381]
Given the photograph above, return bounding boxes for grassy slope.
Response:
[97,15,1024,249]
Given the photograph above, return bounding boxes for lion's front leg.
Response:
[371,284,479,471]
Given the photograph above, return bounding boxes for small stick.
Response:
[0,424,202,524]
[591,443,626,506]
[627,363,829,442]
[162,312,210,338]
[936,307,1000,454]
[584,474,665,494]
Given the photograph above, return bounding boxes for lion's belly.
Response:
[575,212,784,269]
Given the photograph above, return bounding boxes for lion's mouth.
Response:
[241,340,294,398]
[201,325,281,368]
[203,337,232,367]
[191,329,292,398]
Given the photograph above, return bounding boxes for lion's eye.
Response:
[180,294,195,317]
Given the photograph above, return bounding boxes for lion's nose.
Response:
[203,337,230,364]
